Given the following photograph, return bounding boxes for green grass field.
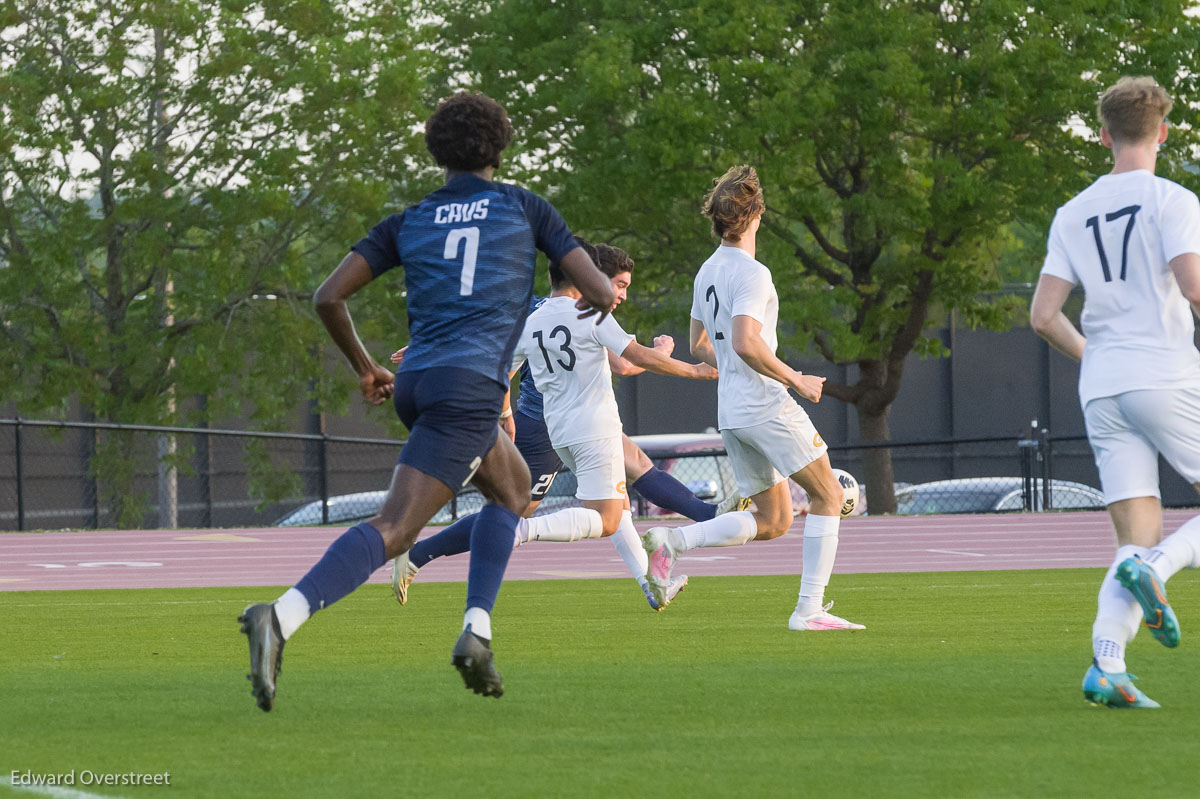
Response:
[3,571,1199,798]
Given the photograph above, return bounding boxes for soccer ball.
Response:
[832,468,859,517]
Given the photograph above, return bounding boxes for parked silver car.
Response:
[894,477,1105,515]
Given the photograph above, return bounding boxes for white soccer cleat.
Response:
[391,552,419,606]
[715,493,752,516]
[643,575,689,611]
[788,601,865,631]
[641,526,678,608]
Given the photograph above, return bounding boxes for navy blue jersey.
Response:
[515,295,548,418]
[353,174,578,386]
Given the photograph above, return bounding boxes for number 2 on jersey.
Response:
[444,227,480,295]
[704,285,726,340]
[1085,205,1140,282]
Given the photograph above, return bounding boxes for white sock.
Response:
[1093,544,1150,673]
[610,510,649,586]
[672,510,758,552]
[526,508,604,543]
[463,606,492,641]
[274,587,311,640]
[1142,513,1200,582]
[796,514,840,617]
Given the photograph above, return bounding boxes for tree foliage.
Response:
[0,0,426,521]
[426,0,1200,511]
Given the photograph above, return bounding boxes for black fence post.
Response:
[15,415,25,531]
[319,431,329,525]
[1018,423,1039,512]
[1039,426,1052,511]
[91,427,102,529]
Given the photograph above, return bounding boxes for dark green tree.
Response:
[427,0,1200,511]
[0,0,426,523]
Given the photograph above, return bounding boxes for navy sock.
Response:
[296,522,387,614]
[465,504,519,614]
[632,467,717,521]
[409,513,476,568]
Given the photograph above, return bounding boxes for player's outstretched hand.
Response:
[694,363,718,380]
[653,334,675,355]
[793,373,826,403]
[575,297,610,325]
[390,346,407,365]
[500,413,516,442]
[360,362,395,406]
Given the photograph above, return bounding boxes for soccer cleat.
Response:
[715,493,752,516]
[643,575,689,611]
[788,601,865,631]
[641,526,678,608]
[451,626,504,698]
[239,603,285,712]
[391,552,419,606]
[1082,660,1160,708]
[1115,555,1179,648]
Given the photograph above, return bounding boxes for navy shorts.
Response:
[394,367,506,491]
[514,409,563,501]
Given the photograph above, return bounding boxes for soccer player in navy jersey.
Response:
[237,92,613,708]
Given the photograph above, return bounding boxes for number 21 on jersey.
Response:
[444,227,479,295]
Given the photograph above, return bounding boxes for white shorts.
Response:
[721,403,828,498]
[1084,387,1200,504]
[555,435,627,501]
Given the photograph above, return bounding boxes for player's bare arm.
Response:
[1170,253,1200,318]
[609,334,673,376]
[314,251,394,405]
[689,318,718,368]
[499,369,521,441]
[618,339,717,380]
[730,314,823,401]
[558,246,615,323]
[1030,274,1086,361]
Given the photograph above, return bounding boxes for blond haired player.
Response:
[641,165,864,631]
[1031,76,1200,708]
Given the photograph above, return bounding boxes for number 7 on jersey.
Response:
[444,227,480,296]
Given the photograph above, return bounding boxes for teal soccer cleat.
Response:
[1082,660,1160,709]
[1115,555,1180,648]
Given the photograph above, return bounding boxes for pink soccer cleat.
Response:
[788,601,865,631]
[641,526,678,608]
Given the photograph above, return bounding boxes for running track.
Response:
[1,510,1196,591]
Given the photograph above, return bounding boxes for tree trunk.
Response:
[858,406,897,515]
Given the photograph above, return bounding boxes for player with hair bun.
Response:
[641,165,864,632]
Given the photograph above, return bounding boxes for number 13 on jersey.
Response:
[444,227,480,296]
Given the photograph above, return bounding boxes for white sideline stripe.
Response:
[925,549,988,557]
[0,776,128,799]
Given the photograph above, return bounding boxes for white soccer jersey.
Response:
[1041,169,1200,405]
[511,296,636,447]
[691,244,793,429]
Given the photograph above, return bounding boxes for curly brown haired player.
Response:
[237,92,614,708]
[423,91,514,171]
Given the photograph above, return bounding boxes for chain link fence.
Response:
[6,417,1191,531]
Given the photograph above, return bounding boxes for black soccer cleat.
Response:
[239,603,285,712]
[451,626,504,698]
